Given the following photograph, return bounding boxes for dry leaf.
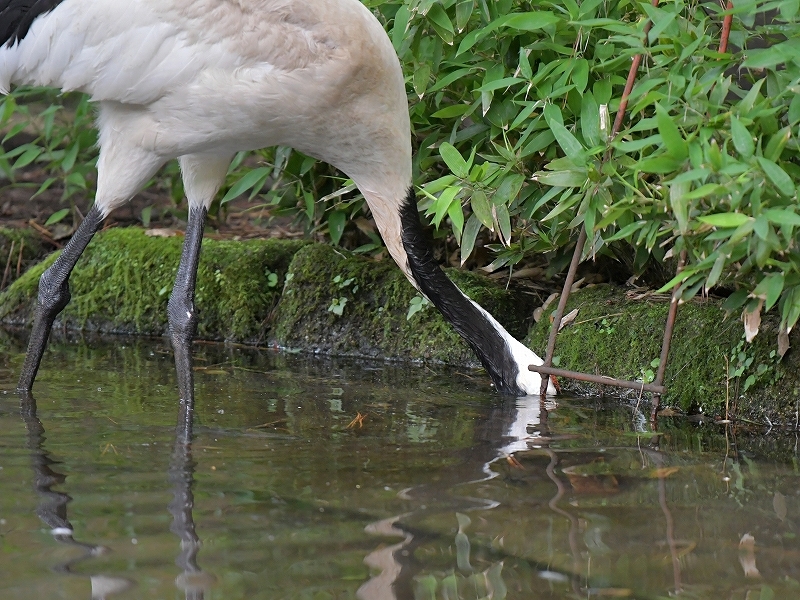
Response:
[558,308,579,331]
[542,292,559,312]
[145,228,180,237]
[649,466,680,478]
[778,328,790,358]
[742,299,763,343]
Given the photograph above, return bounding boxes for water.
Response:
[0,334,798,599]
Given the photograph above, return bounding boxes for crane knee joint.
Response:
[37,267,71,315]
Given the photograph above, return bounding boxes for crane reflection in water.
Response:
[18,391,212,599]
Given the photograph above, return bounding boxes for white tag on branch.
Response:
[742,299,763,343]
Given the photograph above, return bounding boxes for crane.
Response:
[1,0,554,401]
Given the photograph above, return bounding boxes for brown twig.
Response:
[16,239,24,278]
[1,240,15,291]
[27,220,63,248]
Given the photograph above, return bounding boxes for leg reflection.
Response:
[18,392,134,599]
[169,396,215,599]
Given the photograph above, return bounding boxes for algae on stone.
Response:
[271,243,537,368]
[527,284,799,422]
[0,228,307,343]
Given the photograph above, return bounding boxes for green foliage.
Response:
[4,0,800,346]
[382,0,800,346]
[1,89,97,203]
[407,293,431,319]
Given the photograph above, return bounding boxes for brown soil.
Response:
[0,162,309,247]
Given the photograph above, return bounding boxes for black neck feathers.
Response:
[0,0,65,47]
[399,187,522,395]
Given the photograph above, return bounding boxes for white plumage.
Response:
[1,0,553,397]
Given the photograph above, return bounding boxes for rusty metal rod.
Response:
[611,0,660,136]
[651,251,688,409]
[530,365,666,395]
[537,0,660,397]
[719,1,734,54]
[538,227,587,397]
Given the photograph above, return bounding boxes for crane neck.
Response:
[398,188,525,395]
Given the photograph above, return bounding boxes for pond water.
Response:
[0,333,798,600]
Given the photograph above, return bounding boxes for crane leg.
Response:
[168,206,207,405]
[17,206,104,392]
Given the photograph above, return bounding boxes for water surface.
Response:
[0,334,798,599]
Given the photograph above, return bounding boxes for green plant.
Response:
[1,89,97,209]
[4,0,800,355]
[383,0,800,351]
[407,293,431,319]
[327,296,348,315]
[729,334,782,393]
[641,357,660,384]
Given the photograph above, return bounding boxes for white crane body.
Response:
[1,0,553,397]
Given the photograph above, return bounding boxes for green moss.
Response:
[0,228,307,342]
[527,284,798,420]
[271,244,535,367]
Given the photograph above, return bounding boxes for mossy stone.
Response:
[527,284,800,422]
[0,228,307,342]
[271,243,536,367]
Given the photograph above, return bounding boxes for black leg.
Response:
[168,206,207,405]
[17,206,104,392]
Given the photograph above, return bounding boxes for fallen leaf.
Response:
[649,467,680,478]
[570,277,585,293]
[145,228,180,237]
[742,299,763,343]
[558,308,579,331]
[347,412,367,429]
[778,328,790,358]
[542,292,559,312]
[505,454,525,469]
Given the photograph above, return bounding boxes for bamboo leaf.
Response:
[730,115,754,158]
[328,210,346,245]
[439,143,469,178]
[461,214,481,265]
[45,208,70,226]
[757,157,795,197]
[534,169,587,187]
[221,167,270,203]
[697,213,753,228]
[455,0,474,32]
[697,213,752,228]
[656,104,687,160]
[470,189,494,229]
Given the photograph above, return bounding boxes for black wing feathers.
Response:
[0,0,65,47]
